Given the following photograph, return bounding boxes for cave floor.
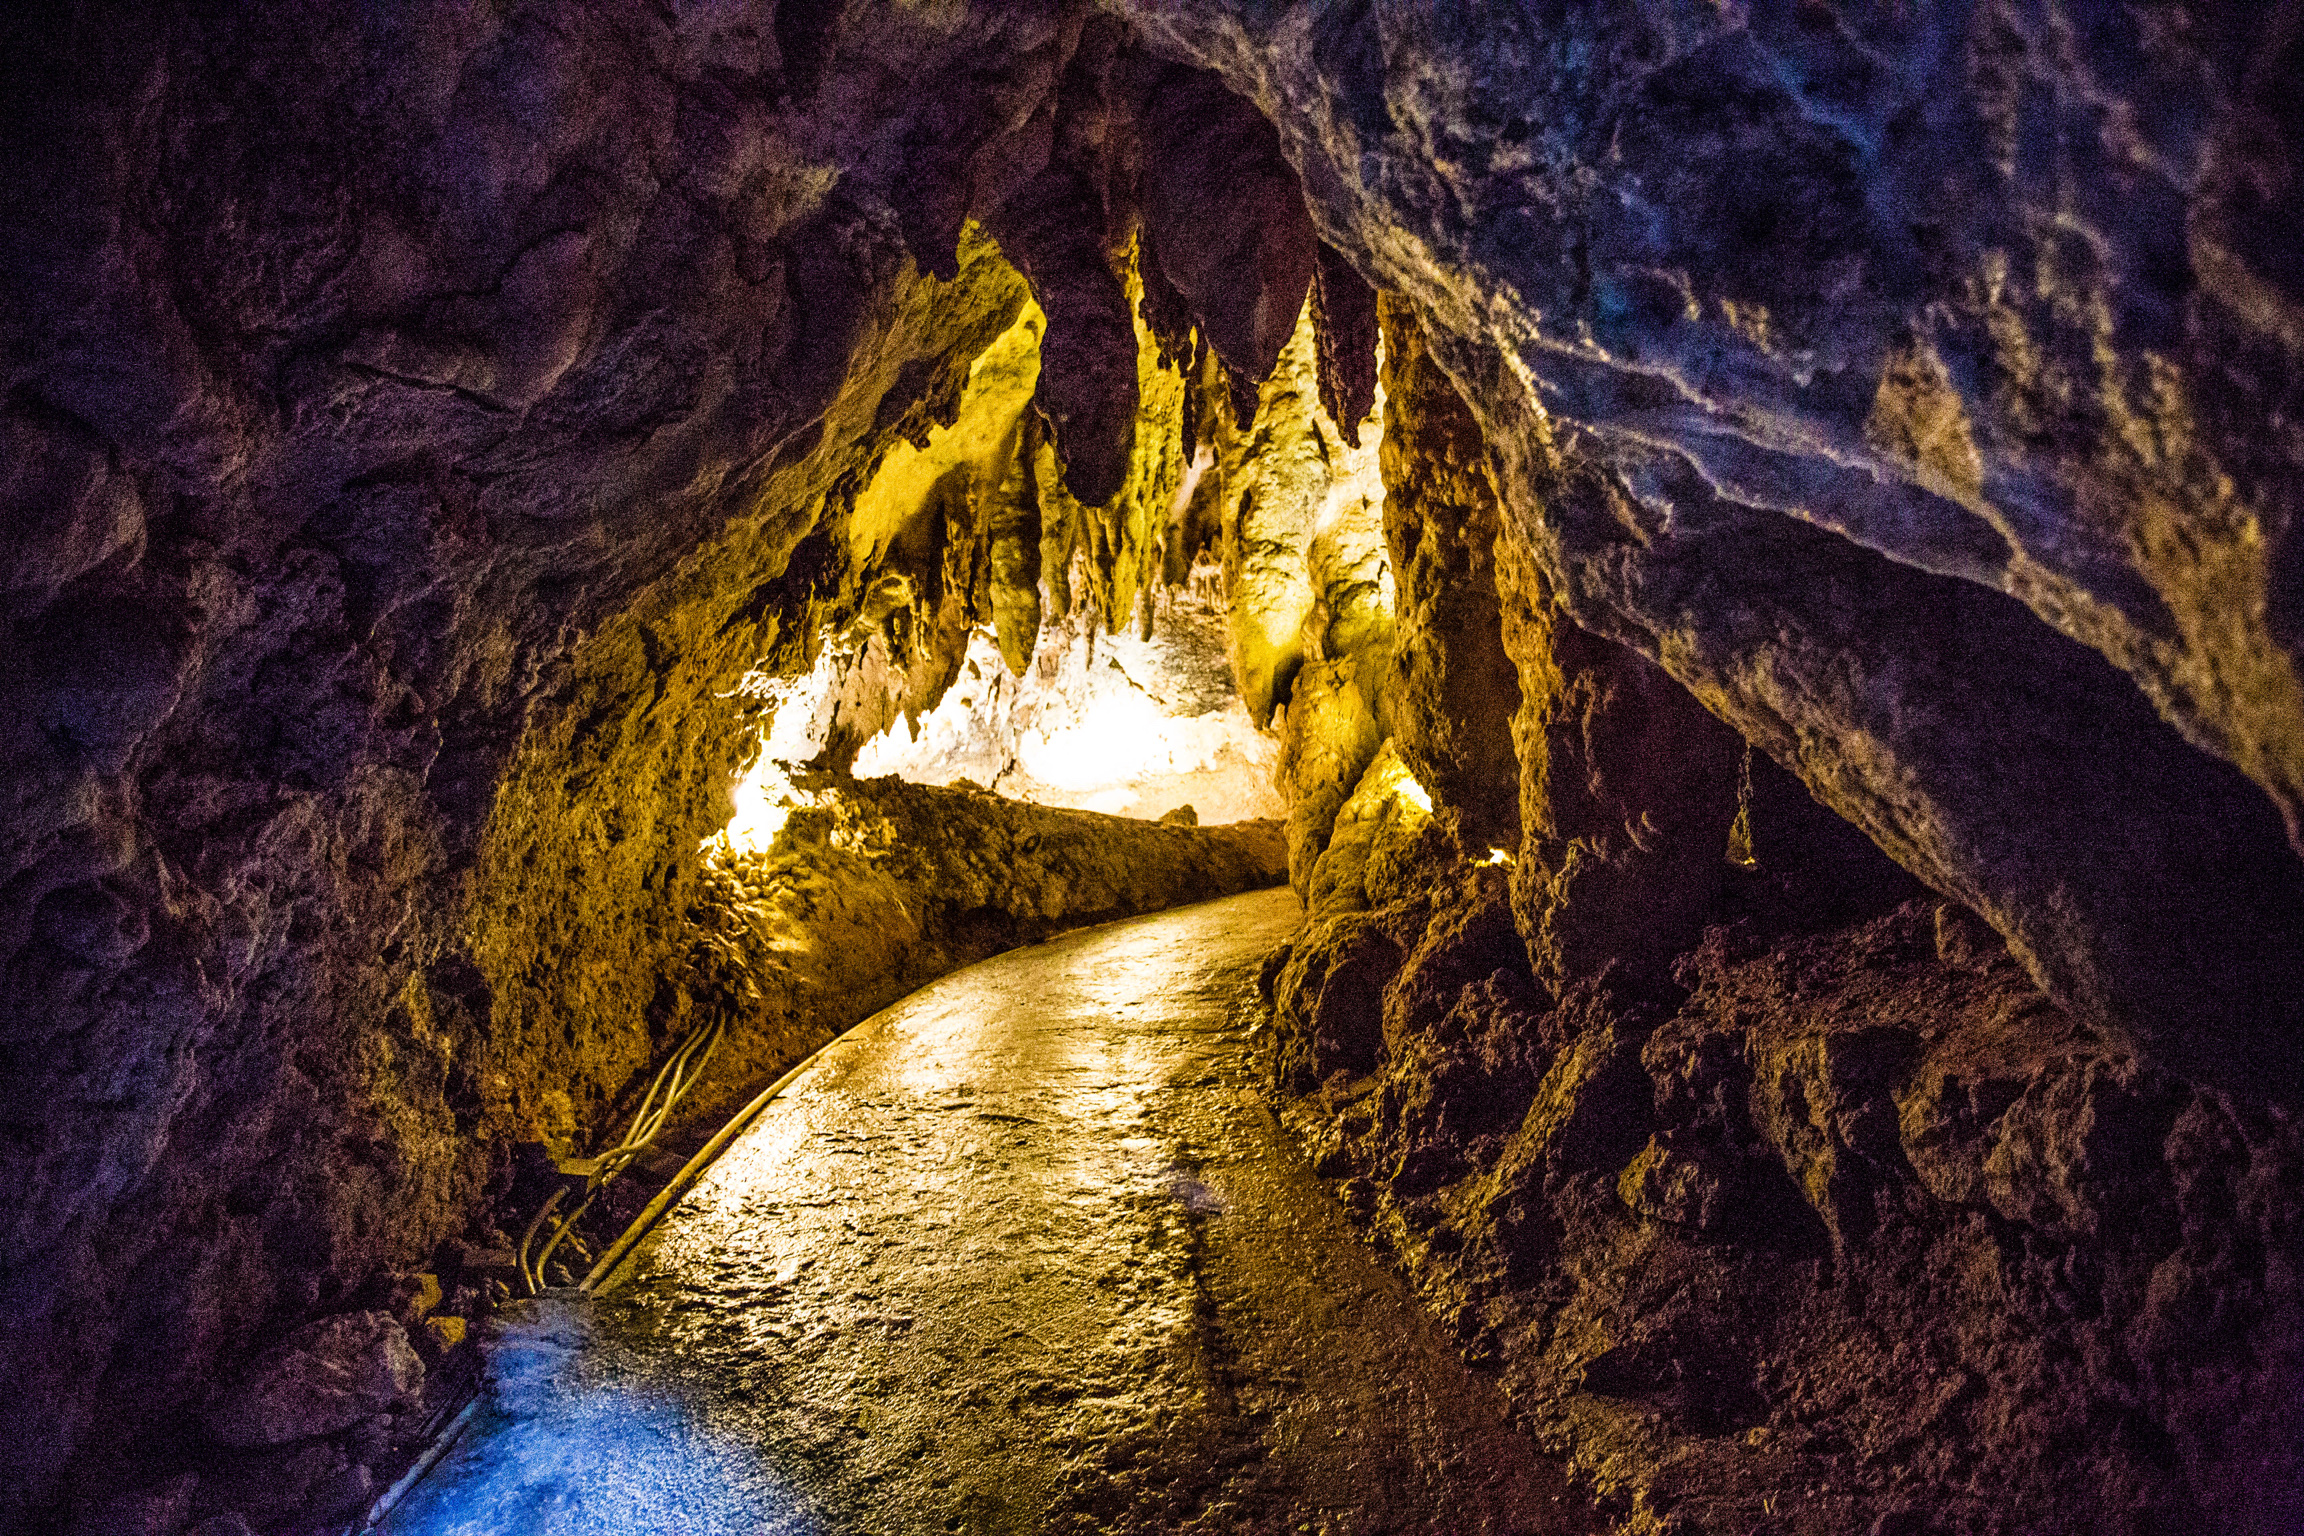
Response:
[380,888,1588,1536]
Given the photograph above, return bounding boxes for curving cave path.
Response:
[9,5,2304,1531]
[384,889,1586,1536]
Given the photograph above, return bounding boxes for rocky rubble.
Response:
[64,1291,470,1536]
[1264,779,2303,1535]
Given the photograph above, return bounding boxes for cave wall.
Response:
[1269,852,2304,1534]
[1165,9,2304,1520]
[464,235,1031,1175]
[1126,0,2304,1091]
[0,3,1101,1524]
[3,1,1372,1519]
[1262,296,2304,1532]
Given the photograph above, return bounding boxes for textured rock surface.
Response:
[1273,660,1388,898]
[0,6,1312,1524]
[1128,0,2304,1088]
[200,1311,423,1449]
[0,0,960,1503]
[4,2,2302,1531]
[1376,298,1521,854]
[1379,294,1749,992]
[1265,817,2304,1535]
[852,598,1285,824]
[1208,299,1390,731]
[783,291,1287,824]
[1304,739,1434,921]
[1500,584,1747,996]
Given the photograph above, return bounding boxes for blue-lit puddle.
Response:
[381,1296,815,1536]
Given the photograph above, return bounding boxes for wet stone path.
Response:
[385,889,1587,1536]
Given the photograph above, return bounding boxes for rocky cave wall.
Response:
[1137,0,2304,1094]
[0,6,1322,1525]
[1174,8,2304,1526]
[4,3,2303,1534]
[1265,292,2303,1535]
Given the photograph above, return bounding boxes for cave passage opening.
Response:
[707,236,1386,866]
[494,251,1395,1299]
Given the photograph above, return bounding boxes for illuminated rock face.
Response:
[1210,294,1391,733]
[724,280,1286,826]
[2,3,2302,1534]
[1131,0,2304,1097]
[664,773,1286,1149]
[0,9,1308,1522]
[852,603,1284,824]
[1260,312,2298,1534]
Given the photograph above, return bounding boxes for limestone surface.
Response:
[200,1312,422,1449]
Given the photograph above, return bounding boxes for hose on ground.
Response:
[518,1011,729,1294]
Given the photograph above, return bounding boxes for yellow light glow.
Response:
[847,619,1285,823]
[1014,688,1163,789]
[845,304,1044,567]
[711,645,854,855]
[1395,774,1433,815]
[721,757,807,855]
[1480,846,1514,867]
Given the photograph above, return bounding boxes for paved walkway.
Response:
[384,888,1587,1535]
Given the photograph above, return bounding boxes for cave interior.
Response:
[3,3,2301,1534]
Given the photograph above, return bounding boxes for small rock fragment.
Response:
[66,1471,195,1536]
[1618,1136,1727,1230]
[201,1311,425,1447]
[402,1271,443,1322]
[449,1240,522,1282]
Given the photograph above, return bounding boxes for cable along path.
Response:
[381,888,1588,1536]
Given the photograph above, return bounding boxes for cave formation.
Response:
[3,3,2301,1534]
